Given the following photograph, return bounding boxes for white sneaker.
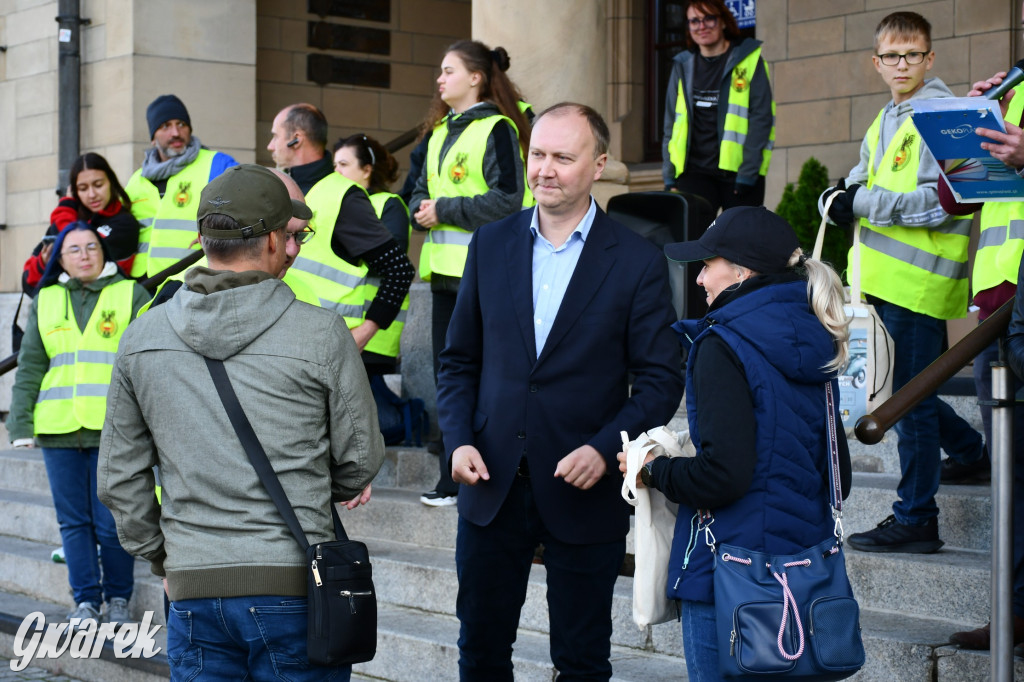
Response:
[51,546,65,563]
[419,490,457,507]
[104,597,132,626]
[68,602,100,630]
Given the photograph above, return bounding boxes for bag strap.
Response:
[204,357,348,551]
[825,382,845,540]
[814,189,864,305]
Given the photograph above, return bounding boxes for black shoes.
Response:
[846,514,944,554]
[940,452,991,484]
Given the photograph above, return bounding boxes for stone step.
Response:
[354,602,688,681]
[0,448,51,497]
[846,473,993,553]
[0,485,61,546]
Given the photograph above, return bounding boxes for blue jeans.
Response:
[681,600,723,682]
[455,477,625,681]
[973,336,1024,618]
[42,447,135,606]
[167,596,351,681]
[877,303,984,524]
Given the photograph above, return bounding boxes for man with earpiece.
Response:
[267,103,414,356]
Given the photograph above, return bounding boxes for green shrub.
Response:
[775,157,850,278]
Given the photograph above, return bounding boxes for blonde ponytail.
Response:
[788,248,850,373]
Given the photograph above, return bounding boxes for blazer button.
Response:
[529,384,538,393]
[517,430,526,439]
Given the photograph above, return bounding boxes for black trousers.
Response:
[432,288,460,495]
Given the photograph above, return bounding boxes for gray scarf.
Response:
[140,135,203,181]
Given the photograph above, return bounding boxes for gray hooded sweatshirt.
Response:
[98,267,385,601]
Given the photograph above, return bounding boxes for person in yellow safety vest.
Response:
[125,94,238,278]
[333,133,411,376]
[661,0,775,213]
[7,223,150,629]
[408,39,532,507]
[937,60,1024,651]
[266,103,415,357]
[819,11,984,555]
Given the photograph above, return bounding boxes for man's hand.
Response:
[414,199,439,228]
[827,184,860,226]
[554,444,606,490]
[615,449,655,489]
[350,320,380,351]
[968,71,1008,97]
[38,242,54,268]
[452,445,490,485]
[341,484,372,510]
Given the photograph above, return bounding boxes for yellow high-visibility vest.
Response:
[855,113,972,319]
[668,47,774,178]
[364,192,410,358]
[125,149,217,278]
[33,280,136,433]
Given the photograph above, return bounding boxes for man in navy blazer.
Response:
[437,103,685,680]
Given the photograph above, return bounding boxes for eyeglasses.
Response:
[876,51,928,66]
[286,226,315,245]
[688,15,718,29]
[61,242,100,257]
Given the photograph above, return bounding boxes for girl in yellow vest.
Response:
[409,39,531,506]
[8,223,150,629]
[661,0,775,212]
[333,133,412,377]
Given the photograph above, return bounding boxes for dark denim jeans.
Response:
[876,302,984,525]
[42,446,134,607]
[973,336,1024,618]
[681,599,724,682]
[454,477,624,681]
[167,595,351,681]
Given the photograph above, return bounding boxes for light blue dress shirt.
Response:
[530,198,598,356]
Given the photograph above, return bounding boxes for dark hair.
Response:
[874,11,932,52]
[38,221,115,289]
[421,40,531,156]
[333,134,399,194]
[683,0,741,50]
[533,103,611,158]
[283,103,329,150]
[70,152,131,217]
[199,213,279,261]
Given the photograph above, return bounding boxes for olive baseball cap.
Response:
[197,164,313,239]
[664,206,799,274]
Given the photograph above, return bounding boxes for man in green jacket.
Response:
[98,165,385,679]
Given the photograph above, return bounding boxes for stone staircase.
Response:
[0,389,1022,680]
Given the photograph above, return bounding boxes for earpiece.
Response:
[286,138,300,148]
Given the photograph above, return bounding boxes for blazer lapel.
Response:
[535,212,616,367]
[505,215,538,361]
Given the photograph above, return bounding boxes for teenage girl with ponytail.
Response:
[410,39,531,506]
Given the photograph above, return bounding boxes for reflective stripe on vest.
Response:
[288,173,375,328]
[421,114,526,280]
[668,47,775,179]
[364,192,411,358]
[974,94,1024,294]
[855,113,971,319]
[34,280,135,433]
[125,149,218,277]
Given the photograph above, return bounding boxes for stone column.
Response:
[472,0,629,206]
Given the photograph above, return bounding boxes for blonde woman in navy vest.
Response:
[410,39,531,506]
[8,223,150,630]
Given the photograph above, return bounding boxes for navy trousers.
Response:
[454,475,625,681]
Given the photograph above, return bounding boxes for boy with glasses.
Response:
[819,11,983,554]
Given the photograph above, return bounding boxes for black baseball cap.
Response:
[664,206,799,274]
[197,165,312,240]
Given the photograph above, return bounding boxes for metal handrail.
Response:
[854,299,1012,444]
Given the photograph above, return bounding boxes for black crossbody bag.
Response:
[204,356,377,666]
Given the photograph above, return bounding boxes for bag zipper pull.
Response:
[340,589,372,614]
[730,629,736,656]
[311,558,322,587]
